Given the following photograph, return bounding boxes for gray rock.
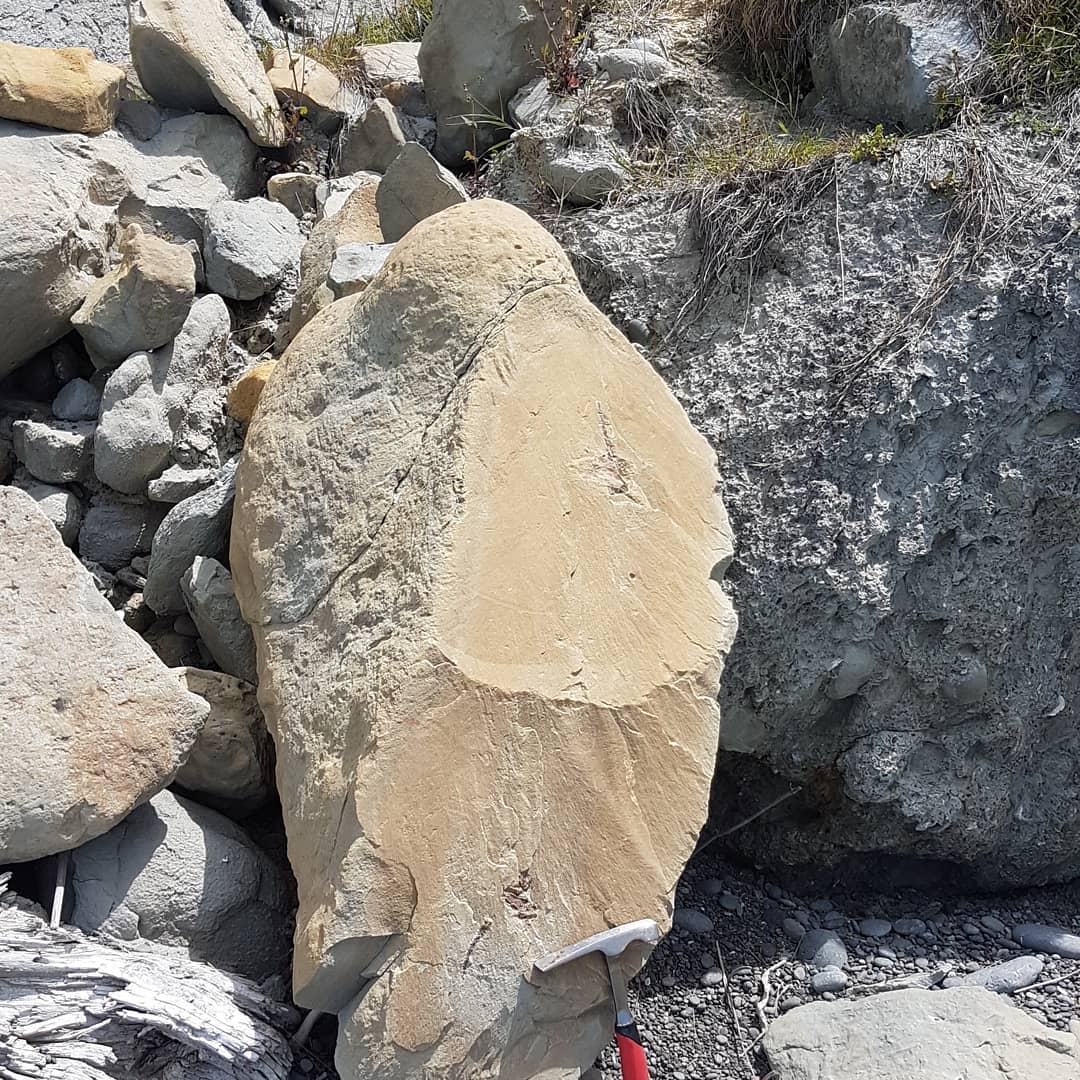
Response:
[418,0,565,164]
[858,918,893,939]
[762,988,1078,1080]
[954,955,1044,994]
[79,495,166,571]
[812,3,980,132]
[70,789,291,981]
[719,893,741,912]
[144,459,238,615]
[795,929,847,971]
[981,915,1009,935]
[338,97,409,174]
[94,295,233,494]
[12,475,82,546]
[180,556,258,684]
[810,967,848,994]
[116,98,162,141]
[597,46,673,82]
[148,464,218,504]
[673,909,714,936]
[328,242,394,299]
[1013,923,1080,959]
[783,918,806,942]
[13,420,94,484]
[376,142,468,242]
[52,378,101,421]
[358,40,422,88]
[316,171,382,220]
[0,488,207,863]
[894,917,927,937]
[95,351,183,495]
[537,143,630,207]
[698,877,724,896]
[0,0,129,62]
[203,198,304,301]
[173,667,271,816]
[509,77,575,130]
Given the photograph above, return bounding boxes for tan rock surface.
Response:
[232,199,736,1079]
[0,43,124,134]
[129,0,286,147]
[71,223,196,366]
[288,176,382,338]
[174,667,272,817]
[0,487,208,863]
[227,360,277,424]
[265,49,344,132]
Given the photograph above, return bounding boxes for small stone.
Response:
[877,946,897,960]
[1013,924,1080,959]
[13,476,82,547]
[981,915,1008,935]
[810,967,848,994]
[719,893,741,912]
[955,955,1044,994]
[765,884,784,901]
[894,918,927,937]
[822,913,847,930]
[117,98,162,141]
[796,929,848,971]
[203,198,304,301]
[872,956,894,969]
[267,172,321,219]
[339,97,410,173]
[52,378,101,421]
[661,976,676,988]
[700,970,725,987]
[625,318,649,345]
[79,497,165,571]
[327,242,393,299]
[376,142,468,243]
[810,899,835,914]
[859,918,893,939]
[779,995,802,1013]
[673,909,714,936]
[761,942,778,959]
[13,419,94,484]
[783,918,807,942]
[698,878,724,896]
[148,465,217,504]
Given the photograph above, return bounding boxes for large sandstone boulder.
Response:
[0,488,208,863]
[129,0,286,147]
[418,0,565,164]
[763,988,1078,1079]
[70,788,292,982]
[232,200,736,1078]
[0,42,124,134]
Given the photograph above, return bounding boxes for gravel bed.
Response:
[595,853,1080,1079]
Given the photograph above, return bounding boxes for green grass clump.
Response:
[301,0,433,80]
[989,0,1080,101]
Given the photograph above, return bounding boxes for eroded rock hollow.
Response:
[232,199,736,1077]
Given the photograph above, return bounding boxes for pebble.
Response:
[673,909,714,936]
[952,955,1045,993]
[699,878,725,896]
[719,893,741,912]
[1013,924,1080,959]
[821,913,847,930]
[700,970,725,988]
[810,898,834,913]
[779,995,802,1012]
[876,946,897,960]
[872,956,894,969]
[810,967,849,994]
[981,915,1008,934]
[783,918,806,942]
[859,918,892,939]
[894,918,926,937]
[796,929,848,971]
[765,884,784,900]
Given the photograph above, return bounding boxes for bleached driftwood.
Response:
[0,881,296,1080]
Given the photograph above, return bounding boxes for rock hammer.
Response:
[534,919,660,1080]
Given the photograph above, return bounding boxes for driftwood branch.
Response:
[0,882,297,1080]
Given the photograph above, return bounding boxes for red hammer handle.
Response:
[615,1021,650,1080]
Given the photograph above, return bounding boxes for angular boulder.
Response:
[71,224,196,367]
[232,200,736,1077]
[0,42,124,134]
[129,0,286,147]
[174,667,272,815]
[203,197,304,301]
[12,419,94,484]
[78,494,166,571]
[289,177,383,336]
[70,788,291,982]
[762,988,1078,1079]
[338,97,409,174]
[418,0,565,164]
[0,488,207,863]
[376,141,467,242]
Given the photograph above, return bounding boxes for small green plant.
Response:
[849,124,900,163]
[536,0,588,94]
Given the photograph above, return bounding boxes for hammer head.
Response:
[533,919,661,973]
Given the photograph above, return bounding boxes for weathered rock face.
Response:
[551,124,1080,889]
[181,556,258,682]
[0,42,124,134]
[129,0,287,147]
[811,3,980,132]
[70,789,292,982]
[0,0,130,63]
[419,0,565,164]
[232,200,735,1078]
[174,667,272,816]
[71,223,196,366]
[0,488,207,863]
[762,988,1078,1079]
